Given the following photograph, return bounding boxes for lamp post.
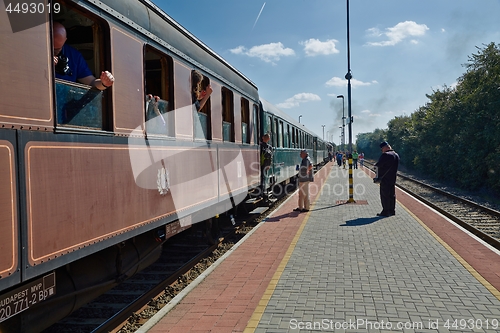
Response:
[345,0,355,203]
[299,115,302,123]
[337,95,345,151]
[322,125,325,140]
[338,126,342,149]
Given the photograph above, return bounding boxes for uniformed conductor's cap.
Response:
[380,141,389,148]
[301,149,308,154]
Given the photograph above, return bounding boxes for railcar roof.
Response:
[97,0,258,100]
[260,98,320,138]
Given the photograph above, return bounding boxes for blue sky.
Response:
[156,0,500,145]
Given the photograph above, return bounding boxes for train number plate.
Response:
[0,272,56,323]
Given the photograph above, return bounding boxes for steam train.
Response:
[0,0,332,331]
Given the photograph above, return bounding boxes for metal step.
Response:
[248,207,269,215]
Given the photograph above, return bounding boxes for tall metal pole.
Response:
[345,0,355,203]
[322,125,325,140]
[346,0,353,154]
[336,95,345,151]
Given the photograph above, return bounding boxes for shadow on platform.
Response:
[340,217,381,226]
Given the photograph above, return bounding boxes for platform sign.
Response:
[0,272,56,323]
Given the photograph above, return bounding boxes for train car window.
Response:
[266,115,272,137]
[192,70,211,140]
[144,46,173,137]
[293,127,299,148]
[273,118,278,147]
[221,87,234,142]
[278,120,283,148]
[252,104,259,145]
[53,1,110,130]
[241,98,250,144]
[286,124,290,148]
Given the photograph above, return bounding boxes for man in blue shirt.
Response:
[53,22,114,90]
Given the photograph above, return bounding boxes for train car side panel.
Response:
[110,25,145,134]
[22,134,230,276]
[0,133,19,291]
[0,14,52,129]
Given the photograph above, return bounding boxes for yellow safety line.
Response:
[400,202,500,301]
[244,167,332,332]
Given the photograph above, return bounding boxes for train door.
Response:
[221,87,234,142]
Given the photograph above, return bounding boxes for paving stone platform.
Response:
[140,162,500,333]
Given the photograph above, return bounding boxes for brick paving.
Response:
[138,162,500,333]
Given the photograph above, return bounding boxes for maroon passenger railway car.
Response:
[0,0,260,331]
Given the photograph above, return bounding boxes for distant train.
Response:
[0,0,332,332]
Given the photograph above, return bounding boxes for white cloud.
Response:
[300,38,339,56]
[276,93,321,109]
[325,77,378,88]
[230,46,246,54]
[230,42,295,63]
[366,21,429,46]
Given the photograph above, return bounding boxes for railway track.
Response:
[364,161,500,249]
[39,181,297,333]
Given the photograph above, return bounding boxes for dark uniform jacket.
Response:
[375,150,400,184]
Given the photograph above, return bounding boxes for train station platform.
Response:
[137,161,500,333]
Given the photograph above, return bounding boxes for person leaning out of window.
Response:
[52,21,114,90]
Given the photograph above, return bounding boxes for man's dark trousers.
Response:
[380,181,396,215]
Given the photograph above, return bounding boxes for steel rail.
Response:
[363,161,500,250]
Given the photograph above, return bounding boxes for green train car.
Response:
[259,99,333,196]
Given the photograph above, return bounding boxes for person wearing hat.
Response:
[259,133,273,199]
[375,141,400,216]
[294,149,314,212]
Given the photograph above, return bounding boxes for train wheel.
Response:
[204,218,220,245]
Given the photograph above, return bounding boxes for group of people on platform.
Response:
[333,150,364,169]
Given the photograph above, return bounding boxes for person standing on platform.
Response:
[359,152,365,167]
[352,150,359,169]
[259,133,273,198]
[375,141,400,217]
[294,149,314,212]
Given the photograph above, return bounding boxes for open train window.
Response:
[221,87,234,142]
[191,70,212,140]
[144,46,173,136]
[241,98,250,144]
[272,118,278,147]
[52,1,110,131]
[265,115,272,138]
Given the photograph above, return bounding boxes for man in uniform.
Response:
[259,133,273,198]
[375,141,399,217]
